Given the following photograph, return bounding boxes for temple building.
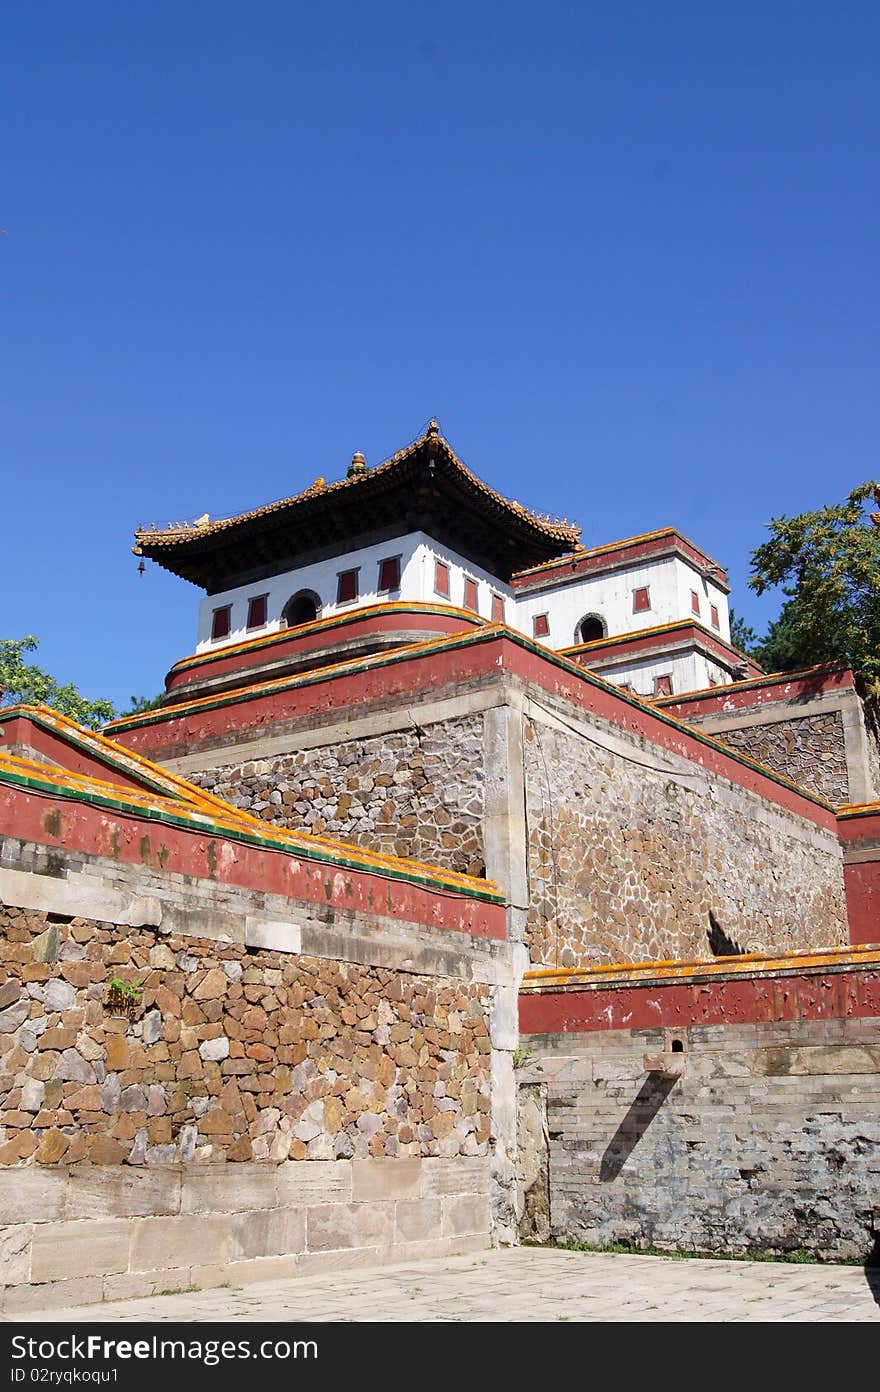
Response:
[0,415,878,1313]
[134,420,756,703]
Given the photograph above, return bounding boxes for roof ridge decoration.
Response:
[132,423,581,587]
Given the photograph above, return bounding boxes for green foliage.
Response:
[107,976,143,1002]
[747,482,880,697]
[728,610,760,656]
[512,1046,533,1069]
[121,693,165,715]
[0,636,116,729]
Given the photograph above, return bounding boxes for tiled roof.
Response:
[133,421,581,582]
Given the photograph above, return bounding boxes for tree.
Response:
[747,482,880,696]
[122,693,165,715]
[728,610,760,656]
[0,636,116,729]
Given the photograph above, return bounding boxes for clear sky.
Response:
[2,2,877,710]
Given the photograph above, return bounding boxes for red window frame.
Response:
[691,590,701,616]
[532,613,550,639]
[463,577,478,612]
[434,561,450,598]
[654,674,673,697]
[211,605,231,641]
[633,587,650,614]
[337,569,359,604]
[378,557,401,592]
[710,604,720,629]
[246,595,267,630]
[491,594,505,623]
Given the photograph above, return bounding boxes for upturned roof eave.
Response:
[132,429,581,587]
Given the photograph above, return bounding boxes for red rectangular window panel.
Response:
[463,577,478,611]
[654,674,673,697]
[434,561,450,597]
[211,606,231,641]
[533,613,550,638]
[491,594,505,623]
[633,587,650,613]
[710,604,720,629]
[691,590,701,616]
[247,595,267,629]
[337,569,358,603]
[378,557,400,592]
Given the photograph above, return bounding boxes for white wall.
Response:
[584,651,700,700]
[193,527,735,706]
[512,557,682,649]
[195,532,514,651]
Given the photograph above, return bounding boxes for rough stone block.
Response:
[181,1164,278,1214]
[420,1157,491,1197]
[130,1214,231,1272]
[65,1166,181,1220]
[0,1223,32,1286]
[223,1254,300,1284]
[394,1198,442,1243]
[351,1158,422,1202]
[230,1207,306,1260]
[441,1193,490,1238]
[275,1160,352,1207]
[2,1275,105,1314]
[30,1219,130,1283]
[294,1245,384,1279]
[244,917,302,954]
[102,1266,193,1302]
[306,1202,394,1253]
[0,1169,67,1225]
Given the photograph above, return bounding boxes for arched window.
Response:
[282,590,322,628]
[576,614,606,645]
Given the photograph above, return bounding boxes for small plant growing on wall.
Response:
[512,1046,533,1070]
[106,976,143,1018]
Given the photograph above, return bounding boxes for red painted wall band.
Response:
[519,964,880,1033]
[0,785,506,940]
[109,634,838,831]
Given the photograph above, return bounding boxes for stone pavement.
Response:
[13,1248,880,1322]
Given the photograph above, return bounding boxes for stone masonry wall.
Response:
[523,1017,880,1262]
[0,1154,490,1314]
[0,906,491,1169]
[188,715,486,877]
[523,716,847,969]
[709,711,849,805]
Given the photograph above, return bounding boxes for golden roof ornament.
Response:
[347,452,368,479]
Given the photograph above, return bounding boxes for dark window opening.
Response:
[211,605,231,641]
[337,569,358,604]
[246,595,267,630]
[378,557,401,592]
[671,1039,684,1053]
[282,591,320,627]
[577,615,606,644]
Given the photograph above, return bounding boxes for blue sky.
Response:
[2,2,877,710]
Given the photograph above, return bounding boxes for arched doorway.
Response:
[576,614,606,644]
[282,590,322,627]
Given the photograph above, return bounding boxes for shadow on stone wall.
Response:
[599,1075,677,1182]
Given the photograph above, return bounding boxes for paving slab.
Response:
[10,1248,880,1323]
